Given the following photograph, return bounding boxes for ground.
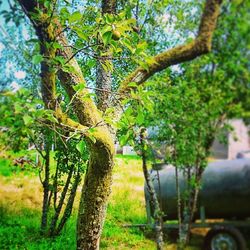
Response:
[0,152,249,249]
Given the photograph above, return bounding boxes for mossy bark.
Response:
[119,0,223,97]
[77,127,115,250]
[76,2,116,248]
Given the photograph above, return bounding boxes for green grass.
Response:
[0,158,12,177]
[1,152,249,249]
[0,150,38,177]
[0,154,157,250]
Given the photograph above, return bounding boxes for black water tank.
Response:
[144,159,250,220]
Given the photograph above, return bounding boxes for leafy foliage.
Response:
[0,0,249,248]
[0,89,43,151]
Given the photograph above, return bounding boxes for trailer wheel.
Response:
[204,226,247,250]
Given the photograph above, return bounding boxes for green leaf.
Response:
[32,54,43,64]
[102,31,112,46]
[121,38,135,54]
[76,140,86,154]
[14,103,22,113]
[75,29,88,40]
[61,64,77,74]
[119,134,129,146]
[23,114,33,125]
[127,82,138,88]
[46,113,58,123]
[73,82,86,91]
[53,42,62,49]
[87,59,96,68]
[104,14,114,24]
[136,111,144,125]
[44,0,50,9]
[69,11,82,23]
[88,135,96,144]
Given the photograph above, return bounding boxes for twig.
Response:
[18,2,39,27]
[47,0,58,26]
[63,43,101,65]
[140,0,154,32]
[55,26,70,39]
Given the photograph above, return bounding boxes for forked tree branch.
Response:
[17,0,223,129]
[17,0,103,128]
[118,0,223,96]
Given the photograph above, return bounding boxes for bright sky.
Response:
[0,0,9,26]
[14,71,26,79]
[0,42,4,55]
[0,1,27,89]
[10,81,21,92]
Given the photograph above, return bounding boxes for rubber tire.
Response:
[203,226,247,250]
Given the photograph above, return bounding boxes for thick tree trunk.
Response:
[77,2,116,248]
[77,127,115,250]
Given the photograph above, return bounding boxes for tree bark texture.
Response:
[95,0,116,112]
[55,170,81,236]
[118,0,223,97]
[49,164,74,236]
[140,130,164,250]
[77,155,114,250]
[96,60,112,112]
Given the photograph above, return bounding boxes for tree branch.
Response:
[17,0,102,128]
[55,24,103,126]
[119,0,223,96]
[95,0,117,112]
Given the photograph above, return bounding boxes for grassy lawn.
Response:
[0,153,249,249]
[0,154,157,250]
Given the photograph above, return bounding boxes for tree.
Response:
[9,0,223,249]
[0,88,88,236]
[119,1,249,247]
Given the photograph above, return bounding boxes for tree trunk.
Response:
[96,60,112,112]
[175,165,186,249]
[77,127,115,250]
[17,1,223,248]
[140,129,164,250]
[41,140,51,232]
[77,2,116,248]
[49,164,74,236]
[55,169,81,235]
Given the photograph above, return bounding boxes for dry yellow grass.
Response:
[0,156,205,249]
[0,175,42,212]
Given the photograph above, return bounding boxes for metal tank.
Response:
[144,158,250,220]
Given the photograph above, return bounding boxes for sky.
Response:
[0,0,27,89]
[0,0,198,89]
[0,0,9,25]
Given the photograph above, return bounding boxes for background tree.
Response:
[118,0,249,247]
[0,88,88,236]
